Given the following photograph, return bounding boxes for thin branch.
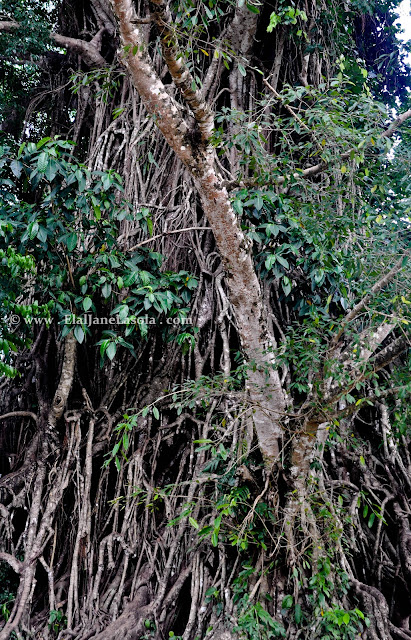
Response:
[0,410,37,422]
[131,16,152,24]
[382,109,411,139]
[222,95,411,190]
[149,0,214,141]
[274,106,411,185]
[330,256,407,348]
[128,226,210,251]
[325,335,409,408]
[329,384,410,421]
[65,254,76,289]
[263,78,323,154]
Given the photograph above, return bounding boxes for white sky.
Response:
[398,0,411,44]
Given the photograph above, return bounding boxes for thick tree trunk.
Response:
[111,0,286,464]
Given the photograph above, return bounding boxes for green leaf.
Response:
[106,342,117,361]
[342,613,350,624]
[61,324,72,338]
[276,255,289,269]
[74,325,85,344]
[111,442,121,457]
[153,406,160,420]
[37,152,49,173]
[204,4,213,19]
[36,137,52,149]
[238,63,246,77]
[189,517,199,529]
[246,3,260,13]
[99,339,109,357]
[37,226,48,244]
[66,232,78,252]
[83,297,92,312]
[282,595,293,609]
[255,193,263,210]
[10,160,23,178]
[29,222,39,240]
[282,277,292,296]
[294,604,302,624]
[123,431,129,451]
[45,161,58,182]
[102,282,112,298]
[113,107,125,120]
[198,525,213,538]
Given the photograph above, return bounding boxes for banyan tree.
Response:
[1,0,411,638]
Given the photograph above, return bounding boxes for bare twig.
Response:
[128,226,210,251]
[263,78,323,154]
[0,411,37,422]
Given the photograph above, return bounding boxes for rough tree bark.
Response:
[0,335,76,640]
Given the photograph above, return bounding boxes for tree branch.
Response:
[0,552,22,575]
[149,0,214,141]
[382,109,411,139]
[324,334,409,407]
[330,256,407,348]
[340,323,396,365]
[0,19,106,67]
[50,333,77,425]
[274,107,411,185]
[220,93,411,190]
[51,31,106,67]
[372,334,409,370]
[112,0,193,160]
[0,410,37,422]
[263,78,323,154]
[0,20,19,32]
[128,226,210,250]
